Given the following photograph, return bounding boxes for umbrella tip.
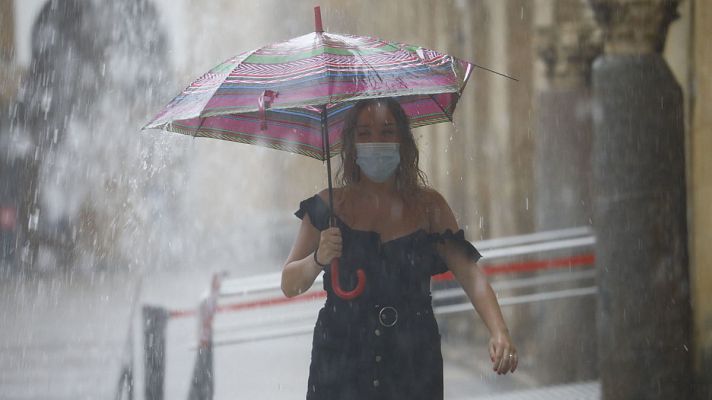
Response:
[314,6,323,33]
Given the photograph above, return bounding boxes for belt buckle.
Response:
[378,306,398,327]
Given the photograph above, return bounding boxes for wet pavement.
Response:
[0,270,135,400]
[1,266,597,400]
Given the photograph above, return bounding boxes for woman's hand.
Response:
[316,227,342,266]
[489,331,518,375]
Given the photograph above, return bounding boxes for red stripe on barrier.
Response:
[218,291,326,313]
[169,309,196,318]
[432,253,595,282]
[170,291,328,318]
[169,253,595,319]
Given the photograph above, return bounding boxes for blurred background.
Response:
[0,0,710,399]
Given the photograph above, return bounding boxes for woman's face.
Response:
[354,102,401,144]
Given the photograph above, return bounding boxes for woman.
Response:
[282,98,517,400]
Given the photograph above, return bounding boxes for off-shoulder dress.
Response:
[295,195,482,400]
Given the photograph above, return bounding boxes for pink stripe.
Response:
[178,114,345,149]
[203,82,457,111]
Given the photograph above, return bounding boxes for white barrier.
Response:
[128,226,597,400]
[207,226,597,348]
[218,226,595,299]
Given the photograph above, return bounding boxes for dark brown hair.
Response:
[336,98,428,198]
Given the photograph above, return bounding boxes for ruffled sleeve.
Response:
[294,195,330,231]
[427,229,483,275]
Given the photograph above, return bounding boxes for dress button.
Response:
[373,379,380,387]
[375,355,382,362]
[374,329,381,336]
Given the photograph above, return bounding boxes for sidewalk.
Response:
[468,381,600,400]
[0,265,601,400]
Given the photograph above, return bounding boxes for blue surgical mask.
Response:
[355,143,401,183]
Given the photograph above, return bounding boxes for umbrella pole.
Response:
[320,104,367,300]
[320,105,335,227]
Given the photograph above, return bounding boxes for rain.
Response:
[1,1,710,400]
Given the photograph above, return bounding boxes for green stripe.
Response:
[209,60,239,74]
[246,44,399,64]
[402,44,421,53]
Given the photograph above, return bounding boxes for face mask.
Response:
[355,143,401,183]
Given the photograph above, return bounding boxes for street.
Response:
[1,265,598,400]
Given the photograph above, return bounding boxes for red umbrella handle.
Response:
[330,258,366,300]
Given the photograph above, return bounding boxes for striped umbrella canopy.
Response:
[143,7,510,300]
[144,17,474,161]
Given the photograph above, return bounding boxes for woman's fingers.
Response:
[318,228,343,263]
[490,337,518,375]
[498,348,513,374]
[492,342,505,373]
[323,227,342,243]
[496,348,508,374]
[500,350,517,374]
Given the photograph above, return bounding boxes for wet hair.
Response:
[336,97,428,198]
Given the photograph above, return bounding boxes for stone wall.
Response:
[691,0,712,397]
[0,0,20,107]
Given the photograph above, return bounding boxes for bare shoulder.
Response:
[316,187,347,213]
[316,188,329,203]
[316,187,345,202]
[417,187,457,232]
[418,187,450,212]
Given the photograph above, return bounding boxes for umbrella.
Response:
[144,6,512,299]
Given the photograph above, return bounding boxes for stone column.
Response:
[530,0,602,384]
[691,1,712,398]
[0,0,11,55]
[534,1,600,231]
[0,0,17,107]
[485,0,517,238]
[588,1,692,399]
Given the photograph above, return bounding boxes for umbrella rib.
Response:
[195,47,262,120]
[344,35,383,85]
[428,94,453,124]
[193,117,206,138]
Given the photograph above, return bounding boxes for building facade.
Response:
[0,0,709,397]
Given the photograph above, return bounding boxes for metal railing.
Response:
[209,226,596,345]
[128,226,597,400]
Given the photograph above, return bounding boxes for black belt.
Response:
[324,299,433,328]
[373,303,433,328]
[378,306,399,327]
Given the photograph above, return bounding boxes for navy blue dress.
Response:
[295,195,482,400]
